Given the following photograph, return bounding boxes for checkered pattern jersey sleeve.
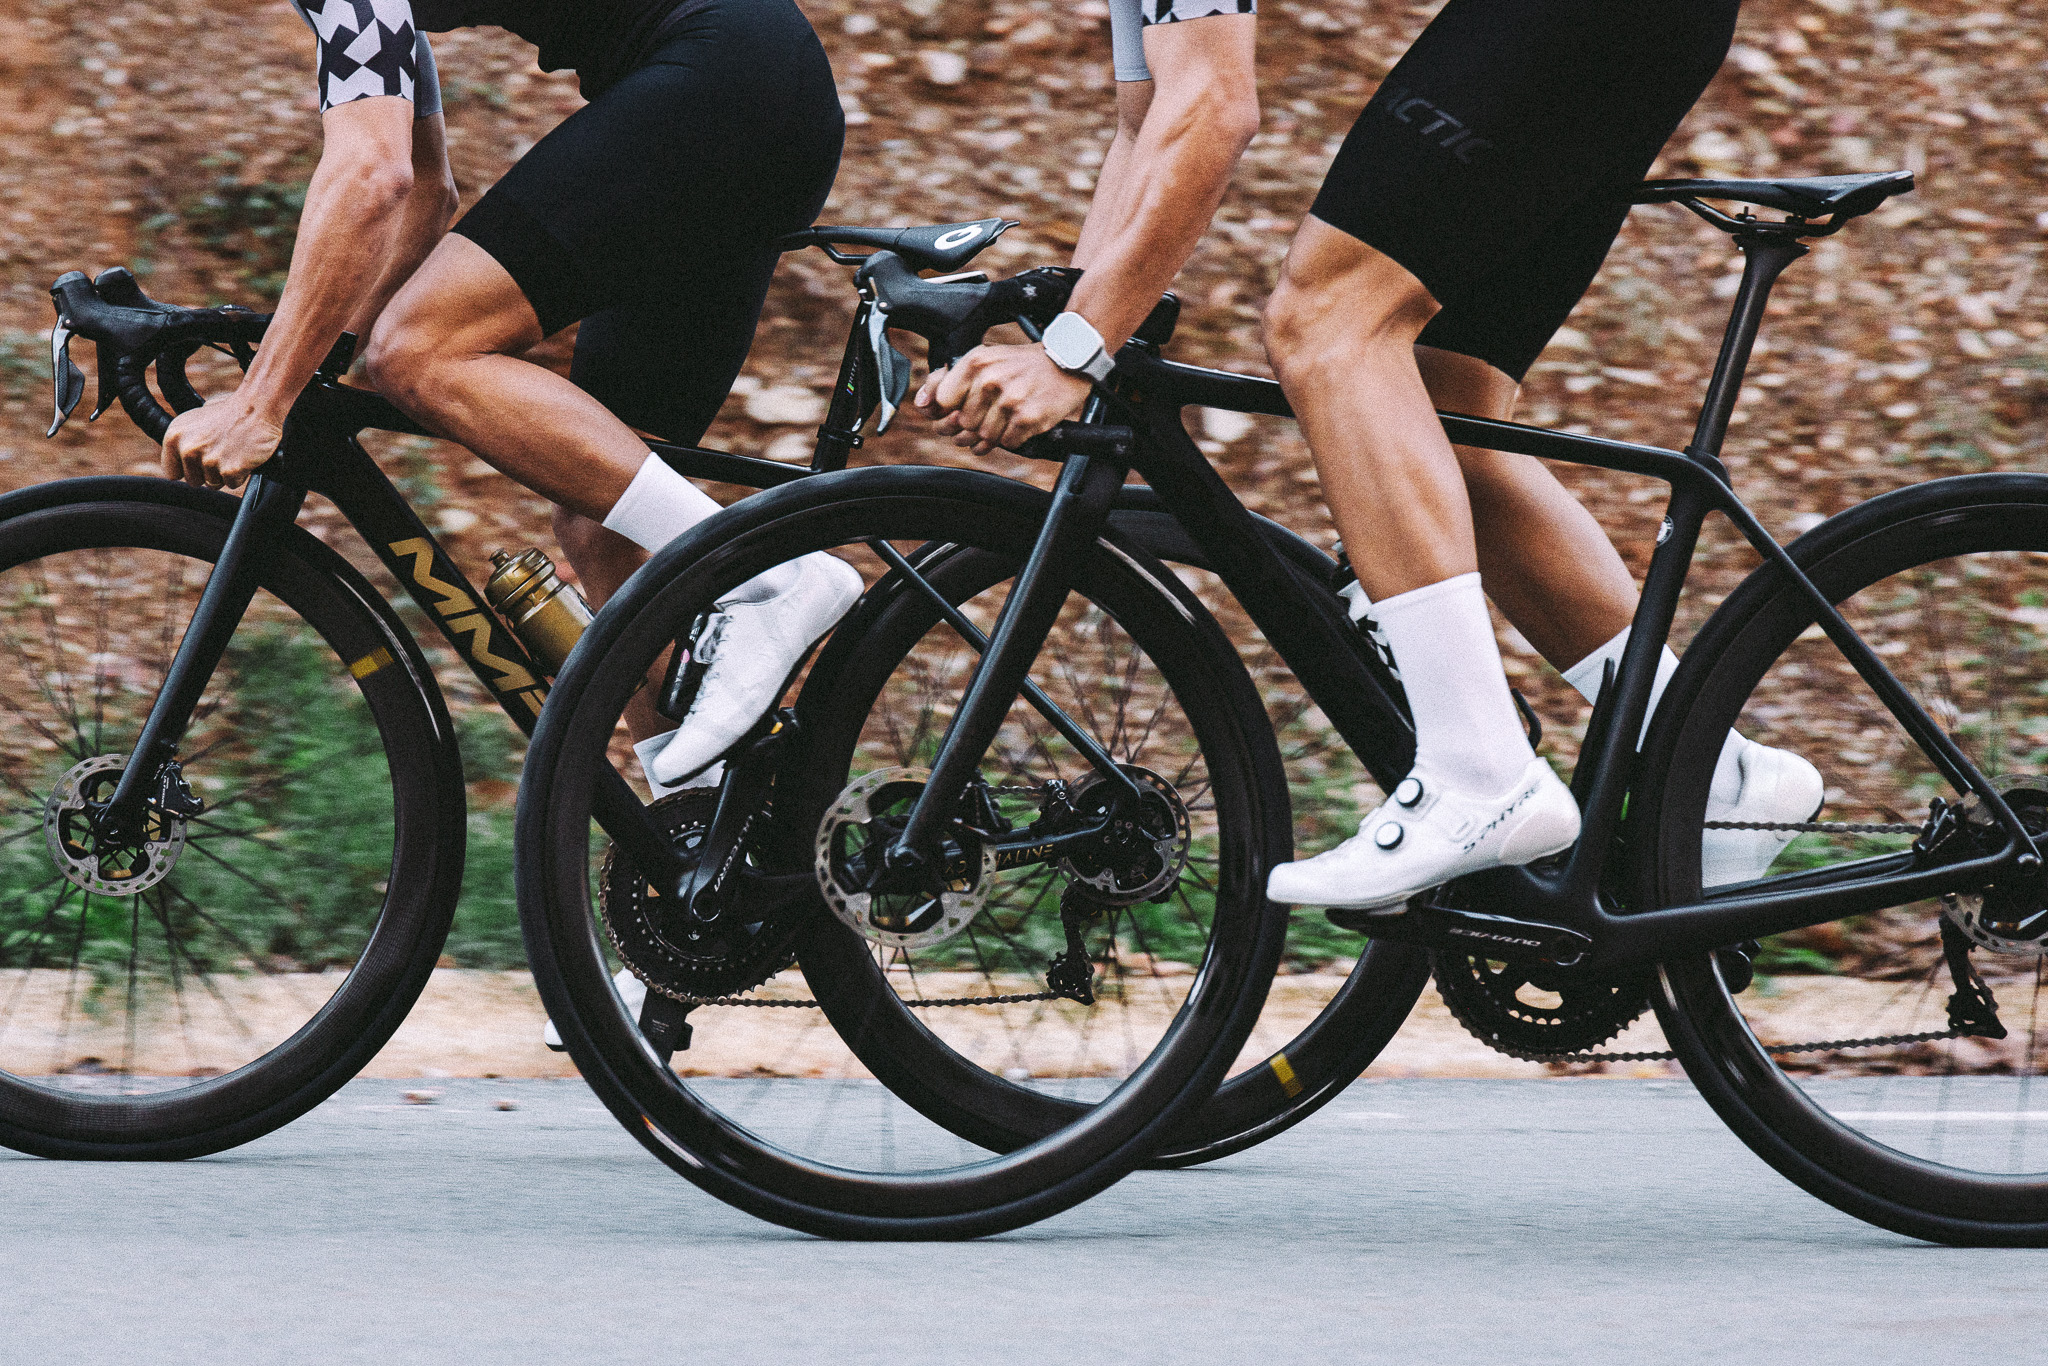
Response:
[1106,0,1256,82]
[290,0,444,117]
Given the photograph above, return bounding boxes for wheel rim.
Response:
[1657,496,2048,1215]
[524,486,1276,1223]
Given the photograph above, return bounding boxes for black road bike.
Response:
[529,168,2048,1246]
[12,217,1405,1237]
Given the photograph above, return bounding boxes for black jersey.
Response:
[294,0,685,110]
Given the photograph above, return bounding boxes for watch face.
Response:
[1044,312,1103,373]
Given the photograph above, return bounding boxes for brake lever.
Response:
[866,302,912,434]
[46,319,83,438]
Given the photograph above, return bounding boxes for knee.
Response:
[1262,239,1439,381]
[361,315,436,410]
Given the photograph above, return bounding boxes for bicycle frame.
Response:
[888,225,2041,976]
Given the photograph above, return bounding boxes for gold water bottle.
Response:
[483,548,592,677]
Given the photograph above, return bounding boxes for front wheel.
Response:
[516,466,1289,1238]
[1644,473,2048,1244]
[0,479,465,1160]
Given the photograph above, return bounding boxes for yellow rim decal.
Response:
[1270,1053,1303,1098]
[348,647,395,680]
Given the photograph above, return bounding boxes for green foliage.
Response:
[0,330,44,401]
[139,165,310,303]
[0,630,398,989]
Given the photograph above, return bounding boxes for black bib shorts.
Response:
[452,0,844,444]
[1310,0,1741,382]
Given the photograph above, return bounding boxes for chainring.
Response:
[1940,781,2048,957]
[601,790,797,1002]
[1059,765,1192,908]
[1432,951,1654,1060]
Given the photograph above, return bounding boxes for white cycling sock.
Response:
[601,454,796,603]
[1372,572,1535,795]
[1564,625,1748,797]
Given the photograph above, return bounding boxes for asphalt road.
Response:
[4,1078,2039,1364]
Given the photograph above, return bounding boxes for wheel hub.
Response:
[43,754,187,896]
[1940,782,2048,957]
[816,766,994,949]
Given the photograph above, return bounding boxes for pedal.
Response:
[638,991,695,1063]
[1329,898,1591,966]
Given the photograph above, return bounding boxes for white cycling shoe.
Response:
[543,968,647,1052]
[1267,757,1582,910]
[645,552,864,787]
[1700,739,1825,888]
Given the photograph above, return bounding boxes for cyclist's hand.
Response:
[161,397,284,491]
[914,343,1091,455]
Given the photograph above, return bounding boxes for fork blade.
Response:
[46,320,83,438]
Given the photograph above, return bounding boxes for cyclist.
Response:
[915,0,1822,903]
[156,0,861,798]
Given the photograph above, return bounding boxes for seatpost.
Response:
[95,472,306,845]
[1687,228,1808,463]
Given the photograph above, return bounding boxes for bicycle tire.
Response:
[1642,472,2048,1244]
[516,465,1288,1238]
[0,478,465,1160]
[797,527,1431,1166]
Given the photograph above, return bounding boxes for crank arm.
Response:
[673,711,796,927]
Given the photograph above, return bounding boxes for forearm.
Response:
[1068,113,1249,349]
[1065,20,1257,350]
[236,109,415,424]
[344,115,459,343]
[1072,83,1152,269]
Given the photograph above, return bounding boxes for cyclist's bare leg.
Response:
[551,508,680,743]
[364,234,646,520]
[1414,345,1637,670]
[1263,219,1474,601]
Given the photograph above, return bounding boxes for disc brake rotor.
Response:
[44,754,187,896]
[815,765,995,950]
[1941,782,2048,957]
[601,789,796,1001]
[1059,765,1191,907]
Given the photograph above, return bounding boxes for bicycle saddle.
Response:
[778,218,1017,274]
[1631,170,1913,221]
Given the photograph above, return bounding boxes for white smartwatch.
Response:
[1040,311,1115,383]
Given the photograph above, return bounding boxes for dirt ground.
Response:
[5,964,1994,1081]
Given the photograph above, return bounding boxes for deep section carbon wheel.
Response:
[516,466,1287,1238]
[1645,474,2048,1244]
[0,479,464,1160]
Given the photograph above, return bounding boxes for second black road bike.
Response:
[528,169,2048,1246]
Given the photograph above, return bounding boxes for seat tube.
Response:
[887,452,1128,865]
[96,472,307,844]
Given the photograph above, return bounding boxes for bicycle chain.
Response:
[1498,1027,1972,1065]
[1476,814,1950,1062]
[662,989,1065,1009]
[1703,819,1921,834]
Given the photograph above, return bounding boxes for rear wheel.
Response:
[1647,474,2048,1244]
[814,519,1432,1166]
[0,482,463,1159]
[516,467,1287,1237]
